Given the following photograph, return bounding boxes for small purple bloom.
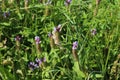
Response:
[28,62,38,70]
[48,33,53,37]
[53,24,61,32]
[72,41,78,50]
[15,36,21,41]
[64,0,72,6]
[3,11,10,18]
[35,58,42,65]
[35,57,46,66]
[35,36,41,44]
[91,29,97,35]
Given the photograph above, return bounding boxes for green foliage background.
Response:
[0,0,120,80]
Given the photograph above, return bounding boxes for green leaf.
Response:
[90,73,103,79]
[73,61,85,78]
[0,65,15,80]
[0,22,11,26]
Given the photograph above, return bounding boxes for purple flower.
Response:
[35,58,42,65]
[15,36,21,41]
[48,33,53,37]
[72,41,78,50]
[53,24,62,32]
[64,0,72,6]
[35,36,41,44]
[28,62,38,70]
[3,11,10,18]
[35,57,46,66]
[91,29,97,35]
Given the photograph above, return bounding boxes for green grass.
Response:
[0,0,120,80]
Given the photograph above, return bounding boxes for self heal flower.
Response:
[35,36,41,54]
[35,58,42,66]
[35,57,46,67]
[15,35,21,50]
[3,11,10,18]
[28,62,38,70]
[52,24,61,45]
[64,0,72,6]
[72,41,78,50]
[48,33,53,37]
[15,35,21,41]
[53,24,62,32]
[91,29,97,35]
[35,57,46,65]
[72,41,78,61]
[35,36,41,44]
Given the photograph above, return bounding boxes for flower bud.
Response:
[72,41,78,61]
[15,35,21,50]
[91,28,97,36]
[64,0,72,6]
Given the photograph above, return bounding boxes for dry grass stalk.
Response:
[110,54,120,80]
[94,0,101,16]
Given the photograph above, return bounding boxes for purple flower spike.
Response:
[15,36,21,41]
[65,0,72,6]
[35,57,46,66]
[35,36,41,44]
[28,62,38,70]
[34,64,39,68]
[72,41,78,50]
[91,29,97,35]
[53,24,62,32]
[3,11,10,18]
[35,58,42,65]
[66,0,72,3]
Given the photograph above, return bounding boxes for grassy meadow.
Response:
[0,0,120,80]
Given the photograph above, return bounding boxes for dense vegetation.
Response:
[0,0,120,80]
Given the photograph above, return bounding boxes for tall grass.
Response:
[0,0,120,80]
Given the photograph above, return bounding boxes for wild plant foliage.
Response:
[0,0,120,80]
